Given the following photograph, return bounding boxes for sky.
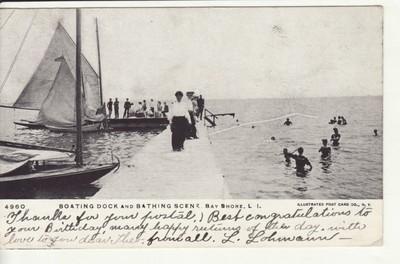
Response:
[0,6,383,103]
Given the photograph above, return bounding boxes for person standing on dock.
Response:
[162,102,169,117]
[142,100,147,116]
[123,98,131,118]
[136,102,145,117]
[114,98,119,119]
[156,101,163,117]
[170,91,191,151]
[149,99,155,117]
[107,98,113,118]
[186,91,198,139]
[197,95,205,120]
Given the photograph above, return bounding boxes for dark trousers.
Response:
[171,116,188,151]
[114,110,119,119]
[186,111,197,138]
[198,107,204,120]
[123,108,129,118]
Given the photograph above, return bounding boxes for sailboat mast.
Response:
[75,8,83,166]
[95,18,103,105]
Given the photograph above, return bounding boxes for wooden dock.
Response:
[94,124,230,199]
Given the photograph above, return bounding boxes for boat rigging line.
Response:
[208,112,318,136]
[0,10,38,93]
[0,10,15,31]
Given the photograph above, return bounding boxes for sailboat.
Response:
[5,18,106,132]
[1,10,168,132]
[0,9,119,188]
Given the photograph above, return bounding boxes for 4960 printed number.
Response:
[4,204,26,210]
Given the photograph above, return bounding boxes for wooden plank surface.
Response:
[95,124,230,199]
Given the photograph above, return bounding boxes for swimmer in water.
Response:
[342,116,347,125]
[271,136,276,141]
[330,127,341,146]
[318,139,331,159]
[337,116,342,125]
[329,117,337,124]
[374,129,378,136]
[283,148,291,163]
[287,147,312,176]
[283,118,292,126]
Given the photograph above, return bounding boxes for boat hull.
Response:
[45,123,103,133]
[0,162,119,188]
[0,140,74,153]
[107,117,169,130]
[15,118,169,132]
[14,120,46,129]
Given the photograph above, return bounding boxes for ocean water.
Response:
[0,96,382,199]
[206,96,383,199]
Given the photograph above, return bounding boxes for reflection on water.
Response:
[208,96,383,199]
[0,109,161,199]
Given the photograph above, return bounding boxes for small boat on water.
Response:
[16,118,168,132]
[14,120,103,132]
[0,140,119,188]
[14,120,45,129]
[45,122,105,133]
[0,9,119,190]
[3,16,167,132]
[1,20,107,132]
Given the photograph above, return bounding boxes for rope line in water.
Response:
[208,112,318,136]
[0,10,15,31]
[0,10,38,93]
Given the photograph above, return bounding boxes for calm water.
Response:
[0,96,382,199]
[0,109,160,198]
[206,96,383,199]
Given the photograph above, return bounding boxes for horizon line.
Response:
[205,94,383,100]
[128,94,383,101]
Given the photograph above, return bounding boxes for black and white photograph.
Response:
[0,6,383,200]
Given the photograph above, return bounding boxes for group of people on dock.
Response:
[106,98,170,119]
[169,91,205,152]
[105,95,205,123]
[105,93,205,152]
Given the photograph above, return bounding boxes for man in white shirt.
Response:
[169,91,191,151]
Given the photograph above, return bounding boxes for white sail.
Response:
[36,56,104,127]
[12,23,101,111]
[0,19,105,126]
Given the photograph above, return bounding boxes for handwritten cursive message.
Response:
[0,200,382,248]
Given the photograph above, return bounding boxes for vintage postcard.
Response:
[0,2,383,248]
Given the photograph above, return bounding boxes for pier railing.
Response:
[204,108,235,127]
[204,108,217,127]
